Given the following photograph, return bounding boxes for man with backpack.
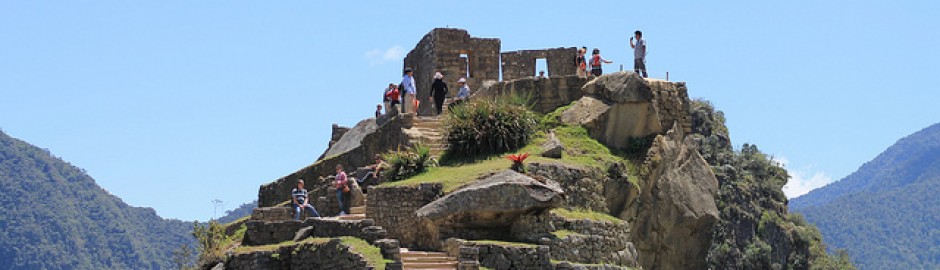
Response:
[291,179,321,220]
[630,30,648,78]
[590,48,613,77]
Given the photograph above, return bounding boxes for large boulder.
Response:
[416,170,565,227]
[624,124,720,270]
[560,72,664,150]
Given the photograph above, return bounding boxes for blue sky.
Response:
[2,1,937,221]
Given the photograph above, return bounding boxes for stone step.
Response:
[401,250,448,257]
[402,256,458,262]
[338,213,366,221]
[350,206,366,215]
[401,262,457,269]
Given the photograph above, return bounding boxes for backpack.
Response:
[592,55,601,66]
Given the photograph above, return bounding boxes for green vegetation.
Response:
[340,236,390,270]
[0,130,195,270]
[232,238,330,254]
[380,103,640,192]
[551,208,623,224]
[383,144,436,182]
[550,230,584,239]
[469,240,538,248]
[443,94,539,157]
[690,100,854,270]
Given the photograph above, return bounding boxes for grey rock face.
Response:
[561,72,663,149]
[540,131,565,159]
[416,170,565,227]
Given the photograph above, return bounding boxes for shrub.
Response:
[506,153,530,173]
[444,95,538,157]
[382,144,436,181]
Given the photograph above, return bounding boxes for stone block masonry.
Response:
[404,28,501,116]
[501,47,579,81]
[477,75,587,114]
[225,238,374,270]
[243,218,386,246]
[366,183,443,250]
[648,79,692,134]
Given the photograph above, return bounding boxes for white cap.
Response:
[458,78,466,83]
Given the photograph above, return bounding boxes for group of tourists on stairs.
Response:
[290,155,386,220]
[380,69,471,117]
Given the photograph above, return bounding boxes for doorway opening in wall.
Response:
[459,52,471,78]
[535,58,548,77]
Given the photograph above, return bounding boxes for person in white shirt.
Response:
[630,30,648,78]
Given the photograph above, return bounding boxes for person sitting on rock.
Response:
[334,164,351,215]
[291,179,320,220]
[358,154,386,193]
[451,77,470,108]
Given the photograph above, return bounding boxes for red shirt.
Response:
[334,171,347,188]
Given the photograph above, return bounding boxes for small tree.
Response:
[171,244,196,270]
[192,221,226,267]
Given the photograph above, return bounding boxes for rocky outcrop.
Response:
[416,170,565,225]
[258,115,410,207]
[560,72,691,150]
[540,131,564,158]
[625,124,720,270]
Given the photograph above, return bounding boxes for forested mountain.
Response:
[216,201,255,224]
[791,122,940,269]
[0,130,195,270]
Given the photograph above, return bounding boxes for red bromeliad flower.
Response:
[506,153,530,172]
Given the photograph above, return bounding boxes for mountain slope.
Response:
[0,130,195,270]
[790,122,940,269]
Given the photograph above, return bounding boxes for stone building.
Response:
[403,28,500,116]
[501,47,578,81]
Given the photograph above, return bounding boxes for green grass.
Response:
[550,230,585,239]
[232,238,331,254]
[378,104,643,193]
[551,208,623,224]
[469,240,538,248]
[340,237,389,270]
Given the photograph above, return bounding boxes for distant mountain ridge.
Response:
[791,122,940,269]
[0,130,195,270]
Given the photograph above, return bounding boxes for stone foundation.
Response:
[225,238,374,270]
[243,218,386,246]
[447,239,552,270]
[366,183,443,249]
[476,75,587,114]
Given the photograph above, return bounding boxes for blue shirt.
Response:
[457,85,470,99]
[402,75,416,95]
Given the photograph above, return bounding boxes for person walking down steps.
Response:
[630,30,648,78]
[291,179,320,220]
[590,48,613,77]
[429,72,448,115]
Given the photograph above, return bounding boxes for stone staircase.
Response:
[400,248,458,270]
[406,116,446,157]
[338,194,368,221]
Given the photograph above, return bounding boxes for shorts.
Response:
[591,68,602,77]
[634,58,647,71]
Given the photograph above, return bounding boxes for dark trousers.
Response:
[434,95,445,115]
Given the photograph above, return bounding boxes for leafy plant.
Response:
[382,144,437,181]
[443,94,538,157]
[506,153,530,173]
[192,221,226,267]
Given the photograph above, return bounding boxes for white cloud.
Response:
[777,155,835,198]
[363,45,405,66]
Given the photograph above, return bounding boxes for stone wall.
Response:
[366,183,443,249]
[258,115,408,207]
[547,215,639,267]
[648,79,692,134]
[476,75,587,114]
[447,239,552,270]
[404,28,501,116]
[501,47,578,81]
[243,218,386,246]
[225,238,375,270]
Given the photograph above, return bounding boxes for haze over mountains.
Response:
[791,122,940,269]
[0,130,194,270]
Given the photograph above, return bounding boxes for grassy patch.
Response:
[232,238,330,254]
[469,240,538,248]
[340,237,389,270]
[552,208,623,224]
[550,230,585,239]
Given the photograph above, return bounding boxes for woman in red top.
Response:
[333,164,350,215]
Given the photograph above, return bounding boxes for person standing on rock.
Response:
[630,30,648,78]
[333,164,351,215]
[292,179,321,220]
[401,68,417,114]
[429,72,448,115]
[590,48,613,77]
[574,47,588,79]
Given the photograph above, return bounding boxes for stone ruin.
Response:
[404,28,580,116]
[234,28,711,270]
